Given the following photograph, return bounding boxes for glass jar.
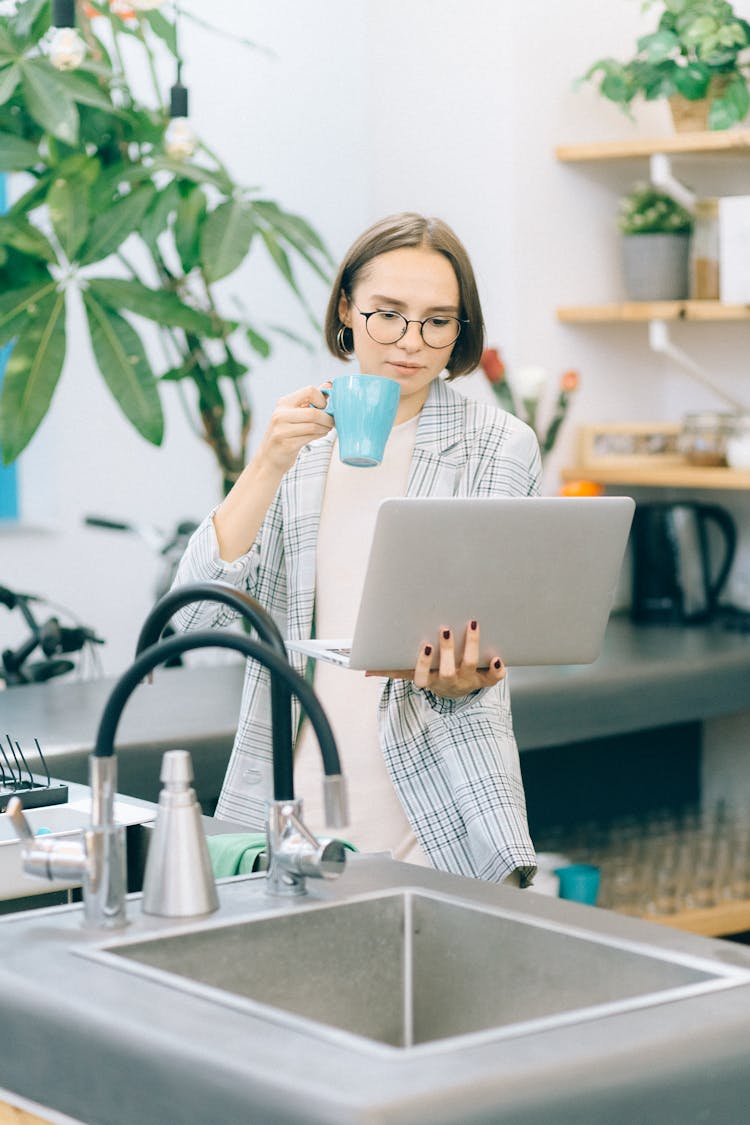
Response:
[725,413,750,471]
[689,199,720,300]
[679,411,733,466]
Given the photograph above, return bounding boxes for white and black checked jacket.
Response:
[172,377,541,884]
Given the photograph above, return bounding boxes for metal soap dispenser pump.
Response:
[141,748,219,918]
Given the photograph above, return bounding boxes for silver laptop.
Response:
[286,496,635,670]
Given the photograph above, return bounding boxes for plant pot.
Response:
[668,76,730,132]
[621,233,691,301]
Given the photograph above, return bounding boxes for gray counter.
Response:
[3,856,750,1124]
[1,616,748,807]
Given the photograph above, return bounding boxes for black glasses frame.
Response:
[351,302,468,349]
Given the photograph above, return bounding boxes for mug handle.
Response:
[311,387,334,417]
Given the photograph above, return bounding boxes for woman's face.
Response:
[339,245,461,424]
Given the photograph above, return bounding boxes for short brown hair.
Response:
[324,212,485,379]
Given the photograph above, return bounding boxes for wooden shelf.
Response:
[640,899,750,938]
[557,301,750,323]
[561,464,750,490]
[556,129,750,162]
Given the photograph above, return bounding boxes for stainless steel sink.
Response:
[88,888,750,1054]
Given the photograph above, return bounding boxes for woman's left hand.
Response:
[365,619,506,699]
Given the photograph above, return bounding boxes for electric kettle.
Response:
[630,501,737,624]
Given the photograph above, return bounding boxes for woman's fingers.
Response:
[438,627,456,679]
[412,643,434,689]
[462,619,479,672]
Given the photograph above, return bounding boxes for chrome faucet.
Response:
[7,588,349,928]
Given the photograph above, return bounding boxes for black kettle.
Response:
[630,501,737,624]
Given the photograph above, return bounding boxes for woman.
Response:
[172,212,541,885]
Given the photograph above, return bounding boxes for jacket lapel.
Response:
[406,378,466,498]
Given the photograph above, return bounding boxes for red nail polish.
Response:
[424,645,432,656]
[442,629,450,640]
[470,620,477,631]
[494,658,502,670]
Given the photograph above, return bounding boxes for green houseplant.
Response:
[0,0,333,494]
[618,183,694,299]
[580,0,750,131]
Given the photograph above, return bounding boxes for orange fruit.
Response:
[558,479,604,497]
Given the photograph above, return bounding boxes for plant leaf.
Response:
[8,171,53,215]
[260,228,319,329]
[0,215,57,262]
[0,64,20,107]
[174,185,207,274]
[87,277,224,337]
[0,279,57,349]
[0,24,18,61]
[200,199,256,284]
[142,9,178,56]
[47,175,89,261]
[246,324,271,358]
[253,200,333,282]
[0,288,66,465]
[0,129,40,171]
[51,69,115,113]
[20,60,79,145]
[83,290,164,446]
[10,0,50,40]
[77,185,155,265]
[149,156,232,193]
[140,181,181,252]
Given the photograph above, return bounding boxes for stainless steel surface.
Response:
[3,857,750,1123]
[141,750,219,919]
[266,799,347,896]
[5,758,129,929]
[91,885,745,1054]
[322,772,349,828]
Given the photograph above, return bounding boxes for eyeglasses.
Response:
[351,302,467,349]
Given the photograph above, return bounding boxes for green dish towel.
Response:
[207,832,359,878]
[207,833,268,876]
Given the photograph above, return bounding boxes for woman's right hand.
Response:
[213,384,335,562]
[254,384,334,476]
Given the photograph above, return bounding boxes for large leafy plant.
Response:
[0,0,333,492]
[580,0,750,129]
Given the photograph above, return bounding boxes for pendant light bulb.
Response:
[165,117,198,159]
[165,81,197,159]
[49,26,86,70]
[50,0,85,70]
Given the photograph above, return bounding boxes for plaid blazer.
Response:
[173,377,541,883]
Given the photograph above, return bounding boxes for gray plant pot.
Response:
[621,233,691,301]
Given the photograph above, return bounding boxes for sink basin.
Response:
[89,889,749,1054]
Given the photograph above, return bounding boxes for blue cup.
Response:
[555,863,600,906]
[320,374,400,467]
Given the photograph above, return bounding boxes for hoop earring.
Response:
[336,325,352,355]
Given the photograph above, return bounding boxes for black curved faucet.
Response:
[134,582,295,800]
[8,629,349,928]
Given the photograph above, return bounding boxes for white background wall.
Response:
[2,0,750,677]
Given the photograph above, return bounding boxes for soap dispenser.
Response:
[141,749,219,918]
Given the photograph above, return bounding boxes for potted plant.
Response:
[618,184,694,299]
[579,0,750,131]
[0,0,333,495]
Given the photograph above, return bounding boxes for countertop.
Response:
[3,856,750,1124]
[1,615,748,804]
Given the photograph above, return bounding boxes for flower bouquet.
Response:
[480,348,579,458]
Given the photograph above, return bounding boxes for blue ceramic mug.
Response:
[319,374,400,467]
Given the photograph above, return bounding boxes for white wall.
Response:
[2,0,750,678]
